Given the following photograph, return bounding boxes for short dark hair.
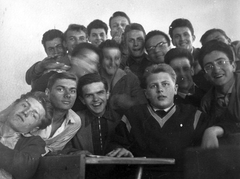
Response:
[145,30,171,47]
[169,18,194,39]
[64,24,87,40]
[200,28,231,46]
[124,23,146,36]
[87,19,108,36]
[41,29,64,49]
[98,39,122,63]
[71,42,102,59]
[77,73,108,97]
[47,72,78,90]
[19,91,53,129]
[141,64,176,89]
[164,48,193,66]
[198,40,234,69]
[109,11,131,28]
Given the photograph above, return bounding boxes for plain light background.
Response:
[0,0,239,110]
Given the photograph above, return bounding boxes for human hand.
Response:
[112,28,124,44]
[106,148,133,157]
[201,126,224,149]
[39,55,70,71]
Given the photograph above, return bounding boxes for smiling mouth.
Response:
[17,114,24,122]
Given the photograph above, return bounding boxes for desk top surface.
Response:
[84,155,175,165]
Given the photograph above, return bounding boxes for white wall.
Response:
[0,0,239,110]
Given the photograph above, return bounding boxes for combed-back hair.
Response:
[77,73,108,97]
[109,11,131,28]
[87,19,108,36]
[169,18,194,39]
[41,29,64,49]
[141,64,176,89]
[164,48,194,66]
[145,30,171,47]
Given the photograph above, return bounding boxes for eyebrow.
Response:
[25,100,40,118]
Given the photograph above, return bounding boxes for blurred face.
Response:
[8,97,46,133]
[70,49,99,78]
[203,51,236,88]
[169,57,194,93]
[88,29,107,47]
[146,35,171,64]
[45,37,65,57]
[145,72,177,109]
[203,31,230,45]
[47,79,77,111]
[64,30,87,54]
[110,16,129,42]
[172,27,195,51]
[101,47,121,76]
[80,82,109,117]
[126,30,145,57]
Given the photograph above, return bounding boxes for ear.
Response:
[232,61,237,72]
[190,66,194,76]
[144,89,149,99]
[106,91,110,100]
[172,40,176,47]
[174,84,178,95]
[110,30,113,38]
[79,96,86,105]
[45,88,50,97]
[192,35,196,42]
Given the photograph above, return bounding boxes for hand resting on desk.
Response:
[106,148,134,157]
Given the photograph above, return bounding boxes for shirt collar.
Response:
[151,103,175,112]
[85,106,114,127]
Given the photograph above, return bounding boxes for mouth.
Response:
[157,95,166,100]
[62,101,72,105]
[213,74,224,79]
[17,114,24,122]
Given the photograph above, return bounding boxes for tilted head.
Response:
[142,64,178,109]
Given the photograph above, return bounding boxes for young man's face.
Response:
[203,31,230,45]
[145,35,171,64]
[110,16,129,42]
[80,82,109,117]
[203,50,236,87]
[45,37,66,57]
[8,97,46,133]
[101,47,121,76]
[172,27,195,51]
[64,30,87,54]
[126,30,145,57]
[169,57,194,93]
[88,29,107,47]
[70,49,99,78]
[145,72,178,109]
[46,79,77,110]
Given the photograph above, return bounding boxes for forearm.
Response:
[25,61,44,84]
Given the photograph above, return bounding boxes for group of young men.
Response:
[1,10,240,179]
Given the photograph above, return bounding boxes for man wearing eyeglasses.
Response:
[199,40,237,119]
[199,40,240,149]
[145,30,171,64]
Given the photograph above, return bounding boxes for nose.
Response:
[92,94,99,101]
[133,40,138,46]
[157,86,164,93]
[64,90,71,98]
[23,108,30,117]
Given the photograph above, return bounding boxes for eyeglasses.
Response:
[146,42,168,51]
[204,59,230,73]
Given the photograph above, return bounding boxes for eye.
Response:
[149,84,157,89]
[70,89,76,94]
[162,82,169,87]
[56,87,64,92]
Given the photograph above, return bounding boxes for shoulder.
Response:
[17,135,45,148]
[68,109,81,124]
